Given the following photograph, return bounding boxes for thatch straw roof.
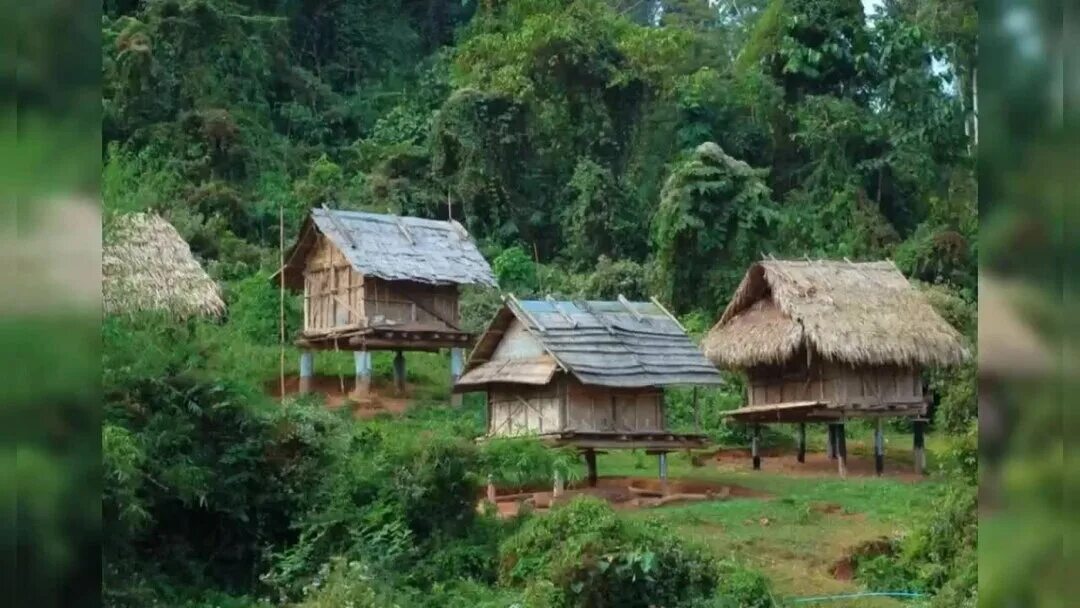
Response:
[978,275,1050,377]
[103,213,225,318]
[703,259,969,368]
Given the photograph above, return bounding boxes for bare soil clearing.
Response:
[712,448,925,482]
[486,475,766,518]
[266,374,411,418]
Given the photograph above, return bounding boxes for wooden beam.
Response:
[649,296,686,332]
[393,215,414,245]
[617,294,645,323]
[546,295,578,327]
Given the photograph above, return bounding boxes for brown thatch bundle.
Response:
[703,259,969,368]
[103,213,225,318]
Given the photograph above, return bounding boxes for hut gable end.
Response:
[704,259,970,368]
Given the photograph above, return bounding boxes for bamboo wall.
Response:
[489,383,562,436]
[302,235,461,335]
[303,235,363,333]
[486,377,665,438]
[745,352,923,408]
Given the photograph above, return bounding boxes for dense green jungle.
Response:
[102,1,978,606]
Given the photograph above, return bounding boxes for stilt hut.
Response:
[103,212,226,318]
[455,296,724,489]
[275,207,497,398]
[703,259,969,476]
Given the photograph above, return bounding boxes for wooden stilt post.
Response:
[913,419,926,475]
[584,450,598,487]
[658,452,669,494]
[553,468,565,498]
[449,347,465,407]
[299,351,314,394]
[393,350,406,394]
[827,424,837,459]
[797,422,806,463]
[874,419,885,476]
[836,423,848,477]
[692,386,700,432]
[353,350,371,397]
[486,474,496,504]
[751,424,761,470]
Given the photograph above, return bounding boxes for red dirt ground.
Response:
[266,374,411,418]
[712,448,925,482]
[485,475,767,518]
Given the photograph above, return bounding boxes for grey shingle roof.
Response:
[310,208,497,286]
[475,299,724,388]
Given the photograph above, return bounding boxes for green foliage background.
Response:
[101,0,978,606]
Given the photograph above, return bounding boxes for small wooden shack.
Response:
[703,259,969,475]
[103,212,226,318]
[455,296,724,486]
[276,207,496,396]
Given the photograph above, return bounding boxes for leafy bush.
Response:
[479,437,581,490]
[499,497,719,607]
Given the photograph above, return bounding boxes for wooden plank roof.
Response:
[460,298,725,389]
[277,208,497,289]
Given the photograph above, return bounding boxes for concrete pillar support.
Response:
[353,351,371,397]
[299,351,314,394]
[449,347,465,407]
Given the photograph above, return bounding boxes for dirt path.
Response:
[265,374,411,418]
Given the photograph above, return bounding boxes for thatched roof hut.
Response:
[103,213,225,318]
[703,259,969,369]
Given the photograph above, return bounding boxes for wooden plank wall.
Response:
[490,319,546,360]
[301,236,461,335]
[303,235,364,334]
[363,277,459,330]
[747,356,923,408]
[830,363,923,407]
[746,354,831,406]
[489,384,561,436]
[565,381,663,432]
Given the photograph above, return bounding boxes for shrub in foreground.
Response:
[499,497,723,607]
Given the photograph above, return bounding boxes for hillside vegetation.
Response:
[102,1,977,606]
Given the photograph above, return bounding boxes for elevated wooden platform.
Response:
[536,430,709,451]
[724,400,926,423]
[296,325,474,352]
